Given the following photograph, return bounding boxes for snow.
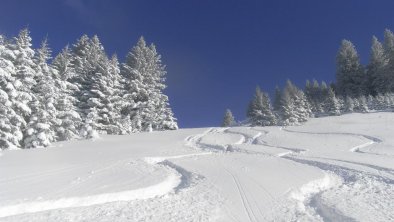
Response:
[0,113,393,221]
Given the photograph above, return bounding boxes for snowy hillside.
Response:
[1,113,393,221]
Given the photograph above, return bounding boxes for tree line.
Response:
[222,29,394,127]
[0,28,177,149]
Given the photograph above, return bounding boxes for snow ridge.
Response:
[0,172,181,218]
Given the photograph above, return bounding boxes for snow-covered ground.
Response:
[0,113,393,221]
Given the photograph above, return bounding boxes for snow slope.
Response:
[0,113,393,221]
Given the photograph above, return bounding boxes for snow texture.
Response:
[0,113,393,221]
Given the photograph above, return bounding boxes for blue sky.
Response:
[0,0,393,128]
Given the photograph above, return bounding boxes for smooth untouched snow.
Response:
[0,113,393,221]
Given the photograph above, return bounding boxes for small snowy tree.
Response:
[279,89,297,125]
[344,96,354,113]
[247,86,277,126]
[222,109,235,127]
[324,87,340,116]
[357,96,369,113]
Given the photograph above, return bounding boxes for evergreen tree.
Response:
[107,54,130,134]
[279,89,297,125]
[375,94,386,110]
[247,86,276,126]
[306,79,324,115]
[382,29,394,93]
[367,95,375,110]
[0,35,24,148]
[304,80,317,114]
[368,36,386,95]
[9,29,36,122]
[273,85,282,111]
[357,95,369,113]
[24,39,58,148]
[279,80,310,125]
[121,37,177,132]
[222,109,235,127]
[324,87,340,116]
[70,35,123,136]
[344,96,354,113]
[336,39,365,97]
[8,29,40,147]
[52,45,81,141]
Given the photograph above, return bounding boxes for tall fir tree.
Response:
[273,85,282,112]
[382,29,394,93]
[9,29,40,147]
[52,45,82,141]
[70,35,124,137]
[9,29,36,122]
[24,39,58,148]
[368,36,386,95]
[0,35,24,148]
[121,37,177,132]
[336,39,365,97]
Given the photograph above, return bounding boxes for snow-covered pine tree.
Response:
[107,54,130,134]
[0,35,24,149]
[305,79,325,116]
[367,95,375,110]
[70,34,91,120]
[336,39,365,97]
[222,109,235,127]
[344,96,354,113]
[9,29,36,124]
[324,87,340,116]
[374,94,386,110]
[121,37,177,132]
[337,96,345,113]
[357,95,369,113]
[24,39,58,148]
[352,98,360,112]
[313,80,324,114]
[52,45,82,141]
[384,93,394,110]
[278,80,310,125]
[278,88,297,125]
[86,36,121,135]
[70,35,123,137]
[293,87,312,122]
[304,80,316,114]
[273,86,282,112]
[382,29,394,94]
[368,36,386,96]
[247,86,276,126]
[7,29,41,148]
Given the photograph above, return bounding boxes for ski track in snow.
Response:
[0,130,215,218]
[189,126,393,221]
[2,116,394,221]
[281,128,383,154]
[271,127,393,221]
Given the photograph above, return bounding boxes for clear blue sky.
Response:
[0,0,393,128]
